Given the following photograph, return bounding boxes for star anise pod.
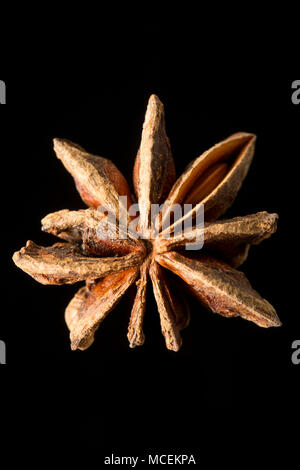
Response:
[13,95,281,351]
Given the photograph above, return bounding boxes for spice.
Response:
[13,95,281,351]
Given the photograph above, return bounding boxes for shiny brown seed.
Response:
[184,162,228,205]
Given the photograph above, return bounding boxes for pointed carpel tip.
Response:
[53,137,74,150]
[268,311,282,328]
[167,342,181,352]
[53,137,62,146]
[54,138,85,156]
[230,132,257,142]
[53,138,79,162]
[268,213,279,229]
[143,95,164,126]
[248,133,257,144]
[12,251,19,264]
[274,316,282,327]
[53,138,65,154]
[148,94,163,108]
[149,93,160,101]
[247,132,257,142]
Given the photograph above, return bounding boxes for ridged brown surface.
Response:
[127,260,149,348]
[41,209,86,242]
[54,139,132,220]
[13,94,280,352]
[156,251,281,328]
[149,261,183,351]
[67,268,139,350]
[42,208,145,257]
[13,240,143,285]
[133,94,176,236]
[156,211,278,267]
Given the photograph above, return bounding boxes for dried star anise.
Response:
[13,94,281,351]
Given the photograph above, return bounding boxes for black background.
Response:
[1,24,299,464]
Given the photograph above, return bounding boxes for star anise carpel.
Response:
[13,94,281,352]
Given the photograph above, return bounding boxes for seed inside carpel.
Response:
[12,94,280,353]
[184,162,228,205]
